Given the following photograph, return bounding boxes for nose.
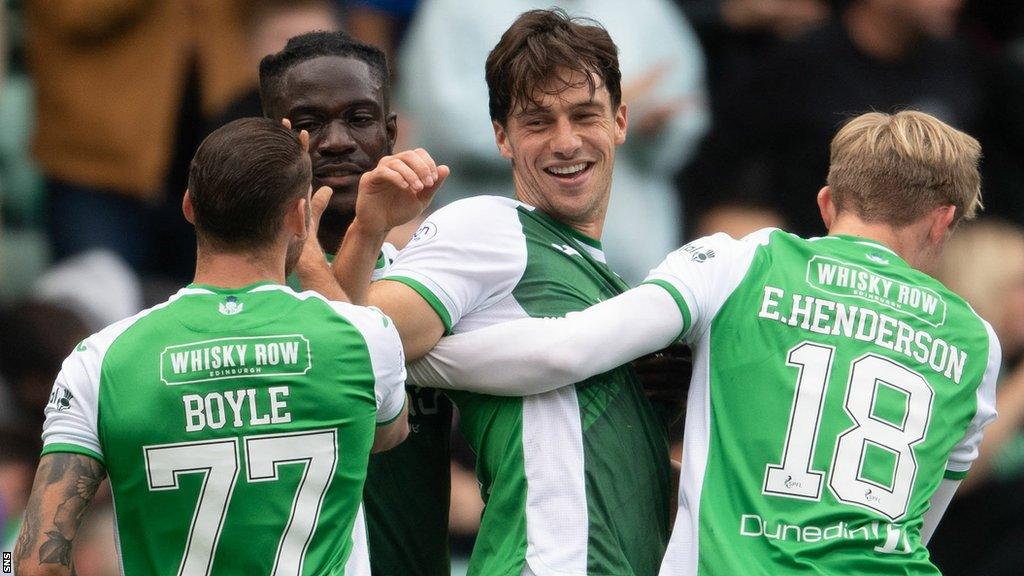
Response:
[550,116,582,158]
[317,119,357,156]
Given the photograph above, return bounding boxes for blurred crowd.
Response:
[2,1,1024,574]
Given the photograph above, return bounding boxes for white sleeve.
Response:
[406,284,683,395]
[41,339,104,462]
[383,197,527,332]
[944,321,1001,478]
[643,229,775,343]
[921,478,961,544]
[369,242,399,282]
[330,302,408,424]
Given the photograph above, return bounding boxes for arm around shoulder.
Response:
[407,284,685,395]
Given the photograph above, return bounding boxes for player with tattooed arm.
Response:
[13,118,440,575]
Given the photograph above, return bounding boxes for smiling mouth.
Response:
[544,162,593,179]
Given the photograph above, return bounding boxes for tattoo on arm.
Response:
[13,453,106,573]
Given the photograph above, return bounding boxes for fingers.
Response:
[299,130,310,153]
[310,185,333,219]
[373,148,440,192]
[281,118,292,130]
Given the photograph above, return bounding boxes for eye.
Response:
[292,121,321,132]
[350,115,375,126]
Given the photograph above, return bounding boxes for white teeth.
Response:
[548,163,587,175]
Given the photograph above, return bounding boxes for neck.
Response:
[844,3,919,61]
[514,184,608,243]
[192,247,286,288]
[566,217,604,242]
[828,217,933,270]
[317,210,354,255]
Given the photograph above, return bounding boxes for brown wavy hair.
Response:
[485,8,621,125]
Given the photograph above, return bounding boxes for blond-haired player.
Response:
[412,110,1000,575]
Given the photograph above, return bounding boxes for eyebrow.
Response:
[286,99,384,117]
[517,99,604,117]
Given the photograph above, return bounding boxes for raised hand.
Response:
[355,148,450,236]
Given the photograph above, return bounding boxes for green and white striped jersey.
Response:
[41,283,406,575]
[385,196,671,576]
[645,229,1000,575]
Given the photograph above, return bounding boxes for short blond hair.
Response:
[827,110,982,226]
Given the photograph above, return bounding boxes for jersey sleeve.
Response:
[369,242,399,282]
[382,197,527,333]
[406,283,684,394]
[944,320,1001,479]
[330,302,408,425]
[40,339,105,463]
[642,228,775,343]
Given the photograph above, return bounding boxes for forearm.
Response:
[372,395,410,453]
[333,220,389,305]
[15,453,106,576]
[407,284,684,395]
[295,245,348,301]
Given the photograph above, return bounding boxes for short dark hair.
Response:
[258,30,390,114]
[187,117,311,249]
[485,9,622,125]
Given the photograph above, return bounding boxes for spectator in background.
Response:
[25,1,252,283]
[1,0,6,91]
[397,0,709,283]
[214,0,341,126]
[677,0,829,106]
[929,219,1024,576]
[345,0,420,69]
[684,0,1024,238]
[0,301,89,432]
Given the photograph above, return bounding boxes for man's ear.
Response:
[614,102,628,145]
[494,120,513,160]
[386,112,398,154]
[929,205,957,245]
[182,190,196,225]
[817,186,836,230]
[292,195,311,241]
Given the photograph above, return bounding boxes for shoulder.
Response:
[422,195,523,227]
[395,196,529,264]
[662,228,779,269]
[275,286,398,341]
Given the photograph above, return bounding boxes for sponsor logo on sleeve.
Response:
[410,222,438,244]
[681,242,716,263]
[48,386,74,412]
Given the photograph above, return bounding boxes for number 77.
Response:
[145,429,338,576]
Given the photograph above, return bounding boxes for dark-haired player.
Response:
[415,111,1001,575]
[259,31,455,575]
[14,118,409,575]
[301,10,672,575]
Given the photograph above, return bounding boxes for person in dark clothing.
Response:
[684,0,1024,237]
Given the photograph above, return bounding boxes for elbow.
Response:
[542,348,591,387]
